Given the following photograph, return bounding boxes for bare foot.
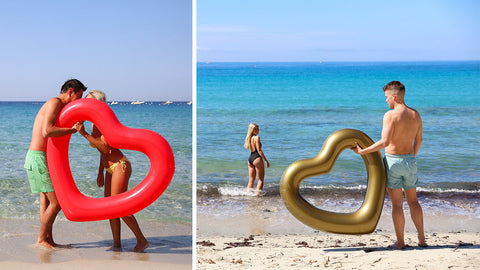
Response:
[388,242,406,250]
[49,240,72,249]
[37,241,57,250]
[418,236,427,247]
[54,243,73,249]
[134,239,149,253]
[107,246,123,252]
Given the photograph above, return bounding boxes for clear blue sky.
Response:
[197,0,480,62]
[0,0,192,101]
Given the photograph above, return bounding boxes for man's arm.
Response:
[352,112,394,155]
[413,112,423,156]
[41,98,78,138]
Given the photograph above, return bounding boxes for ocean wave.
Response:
[197,182,480,199]
[420,181,480,193]
[197,184,278,197]
[197,183,480,219]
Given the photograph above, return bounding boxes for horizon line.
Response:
[197,59,480,63]
[0,100,193,103]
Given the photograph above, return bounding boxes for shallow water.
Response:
[0,102,192,224]
[197,61,480,234]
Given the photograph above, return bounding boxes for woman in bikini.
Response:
[76,90,148,252]
[244,123,270,196]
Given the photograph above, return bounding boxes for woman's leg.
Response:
[247,162,256,189]
[110,163,149,252]
[104,172,121,249]
[253,158,265,196]
[120,215,149,252]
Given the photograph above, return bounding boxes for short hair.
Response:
[383,81,405,94]
[61,79,87,94]
[88,90,107,103]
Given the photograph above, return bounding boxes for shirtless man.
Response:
[352,80,426,249]
[24,79,87,249]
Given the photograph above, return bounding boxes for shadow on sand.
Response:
[72,235,192,254]
[324,243,479,253]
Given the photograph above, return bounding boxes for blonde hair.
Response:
[88,90,107,103]
[244,123,258,149]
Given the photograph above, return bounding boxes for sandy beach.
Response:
[0,218,191,269]
[197,197,480,269]
[197,232,480,269]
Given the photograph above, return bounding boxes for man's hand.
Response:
[351,142,363,155]
[73,122,86,136]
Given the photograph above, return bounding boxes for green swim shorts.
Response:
[24,150,54,193]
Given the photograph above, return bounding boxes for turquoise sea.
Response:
[0,102,192,224]
[197,61,480,232]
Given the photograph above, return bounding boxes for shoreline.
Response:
[197,195,480,268]
[197,194,480,237]
[197,232,480,269]
[0,218,191,269]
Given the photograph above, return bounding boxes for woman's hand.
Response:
[265,160,270,168]
[74,122,87,137]
[97,172,105,187]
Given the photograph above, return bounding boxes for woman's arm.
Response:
[75,123,111,154]
[97,155,105,187]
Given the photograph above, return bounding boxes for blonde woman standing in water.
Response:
[75,90,148,252]
[244,123,270,196]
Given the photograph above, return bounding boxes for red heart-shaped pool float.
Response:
[47,99,175,221]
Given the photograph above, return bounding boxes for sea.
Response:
[197,61,480,235]
[0,101,192,224]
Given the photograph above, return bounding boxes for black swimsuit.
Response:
[248,150,261,166]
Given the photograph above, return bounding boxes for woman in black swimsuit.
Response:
[244,123,270,196]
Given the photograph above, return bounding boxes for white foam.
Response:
[218,186,259,197]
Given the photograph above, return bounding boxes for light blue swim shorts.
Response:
[383,154,418,190]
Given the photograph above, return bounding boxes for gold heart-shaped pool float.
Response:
[280,129,386,234]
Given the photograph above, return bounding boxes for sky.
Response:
[0,0,192,101]
[197,0,480,62]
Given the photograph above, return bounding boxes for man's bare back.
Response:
[352,88,423,157]
[384,104,422,155]
[351,80,426,249]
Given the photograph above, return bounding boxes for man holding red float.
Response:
[24,79,87,249]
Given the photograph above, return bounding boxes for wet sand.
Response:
[0,219,191,269]
[197,197,480,269]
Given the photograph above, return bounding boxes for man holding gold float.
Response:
[352,80,427,249]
